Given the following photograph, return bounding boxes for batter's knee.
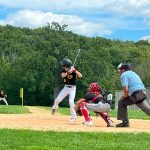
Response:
[52,99,60,109]
[55,99,60,104]
[69,101,75,107]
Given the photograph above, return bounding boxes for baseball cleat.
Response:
[69,117,77,122]
[107,120,114,127]
[82,121,93,127]
[51,109,56,115]
[115,121,129,127]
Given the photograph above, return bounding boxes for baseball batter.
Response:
[75,83,114,127]
[51,58,82,122]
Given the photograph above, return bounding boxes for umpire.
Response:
[116,63,150,127]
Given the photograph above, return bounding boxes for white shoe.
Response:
[107,120,114,127]
[82,121,93,127]
[69,118,77,122]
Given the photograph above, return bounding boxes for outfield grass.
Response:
[54,107,150,120]
[1,105,150,120]
[0,105,30,114]
[0,106,149,149]
[0,129,149,150]
[110,109,150,120]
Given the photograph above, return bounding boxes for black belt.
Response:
[66,85,75,88]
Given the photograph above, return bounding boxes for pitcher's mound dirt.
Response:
[0,107,150,133]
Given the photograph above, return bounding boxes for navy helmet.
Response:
[61,58,72,68]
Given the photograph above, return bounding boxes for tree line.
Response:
[0,23,150,107]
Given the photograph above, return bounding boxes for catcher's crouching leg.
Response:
[80,102,93,126]
[97,112,114,127]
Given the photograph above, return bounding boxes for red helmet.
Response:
[89,82,100,95]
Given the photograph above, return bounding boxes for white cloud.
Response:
[106,0,150,17]
[140,35,150,42]
[0,0,150,38]
[0,10,112,37]
[0,0,150,28]
[0,0,150,17]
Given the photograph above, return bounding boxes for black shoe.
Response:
[51,109,56,115]
[116,121,129,127]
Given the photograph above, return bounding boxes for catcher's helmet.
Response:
[89,83,100,95]
[117,63,130,70]
[61,58,72,68]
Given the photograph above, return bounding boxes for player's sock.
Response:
[99,112,113,125]
[80,102,91,122]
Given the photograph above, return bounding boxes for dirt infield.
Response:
[0,107,150,133]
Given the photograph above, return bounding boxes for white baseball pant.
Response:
[52,85,77,119]
[0,98,8,105]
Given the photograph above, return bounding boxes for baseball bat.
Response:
[73,48,81,66]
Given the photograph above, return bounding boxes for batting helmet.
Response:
[89,82,100,95]
[117,63,130,70]
[61,58,72,68]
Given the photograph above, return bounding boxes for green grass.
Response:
[0,105,30,114]
[0,129,149,150]
[0,106,149,149]
[50,107,150,120]
[110,109,150,120]
[1,105,150,120]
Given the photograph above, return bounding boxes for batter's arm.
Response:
[61,67,74,78]
[61,72,68,78]
[72,66,82,78]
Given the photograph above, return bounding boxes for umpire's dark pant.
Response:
[117,90,150,122]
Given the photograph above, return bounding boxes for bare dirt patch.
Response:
[0,106,150,133]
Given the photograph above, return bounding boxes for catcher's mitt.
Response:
[76,109,82,116]
[75,98,85,116]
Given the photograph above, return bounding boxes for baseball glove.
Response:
[76,109,82,116]
[75,98,85,116]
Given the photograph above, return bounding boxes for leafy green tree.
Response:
[0,23,150,107]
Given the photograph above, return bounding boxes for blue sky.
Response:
[0,0,150,42]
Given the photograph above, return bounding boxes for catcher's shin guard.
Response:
[80,102,91,122]
[99,112,114,127]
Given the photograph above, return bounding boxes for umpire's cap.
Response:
[61,58,72,68]
[117,63,130,70]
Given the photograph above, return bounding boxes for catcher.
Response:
[75,83,114,127]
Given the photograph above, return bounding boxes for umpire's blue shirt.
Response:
[121,70,145,96]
